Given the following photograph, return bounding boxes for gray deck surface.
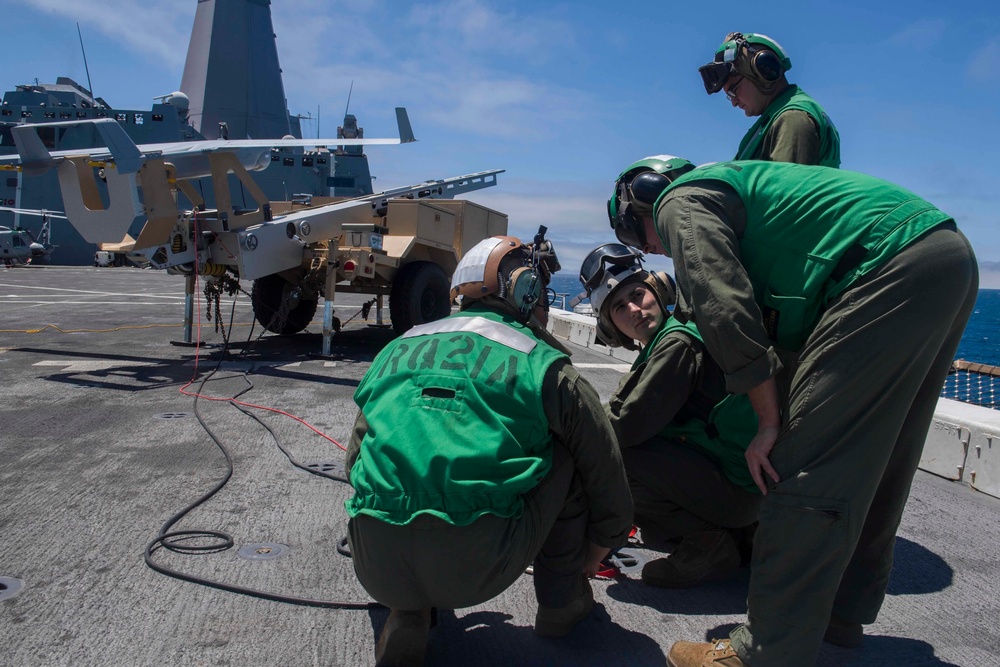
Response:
[1,265,998,667]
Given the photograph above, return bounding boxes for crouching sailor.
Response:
[345,231,634,666]
[580,240,760,589]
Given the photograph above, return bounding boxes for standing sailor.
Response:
[609,158,978,666]
[698,32,841,167]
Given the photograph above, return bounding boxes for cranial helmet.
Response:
[698,32,792,96]
[451,226,560,320]
[608,155,695,250]
[578,243,677,350]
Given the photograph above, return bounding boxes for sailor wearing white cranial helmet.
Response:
[451,226,560,323]
[347,227,633,665]
[578,243,675,351]
[578,241,762,602]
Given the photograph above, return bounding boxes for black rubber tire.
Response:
[250,274,318,335]
[389,261,451,335]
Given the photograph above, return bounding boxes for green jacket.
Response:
[635,319,759,493]
[346,306,568,526]
[736,85,841,167]
[657,161,952,350]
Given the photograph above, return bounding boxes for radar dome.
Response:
[165,92,190,110]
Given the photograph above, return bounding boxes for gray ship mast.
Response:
[179,0,293,140]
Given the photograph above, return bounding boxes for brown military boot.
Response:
[374,608,432,667]
[642,529,741,588]
[667,639,746,667]
[534,577,595,638]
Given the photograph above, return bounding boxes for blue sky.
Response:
[6,0,1000,285]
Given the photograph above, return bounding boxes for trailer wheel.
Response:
[251,274,318,335]
[389,261,451,335]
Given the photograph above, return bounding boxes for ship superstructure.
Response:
[0,0,374,264]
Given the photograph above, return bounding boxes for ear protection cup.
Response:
[722,33,788,94]
[646,271,677,311]
[507,266,541,317]
[596,315,639,351]
[749,48,783,82]
[630,171,674,206]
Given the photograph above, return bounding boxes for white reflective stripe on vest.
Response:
[402,316,537,354]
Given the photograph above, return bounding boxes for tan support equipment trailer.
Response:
[7,119,506,350]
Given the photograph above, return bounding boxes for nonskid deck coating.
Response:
[1,265,998,667]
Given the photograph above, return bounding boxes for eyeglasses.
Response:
[725,76,745,101]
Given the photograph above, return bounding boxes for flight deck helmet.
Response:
[451,226,560,321]
[608,155,695,250]
[699,32,792,96]
[579,243,676,350]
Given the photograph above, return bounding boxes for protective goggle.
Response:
[699,35,743,95]
[698,60,736,95]
[580,242,644,292]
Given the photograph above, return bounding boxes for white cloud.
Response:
[461,181,644,274]
[11,0,593,142]
[20,0,192,67]
[887,18,947,48]
[405,0,575,59]
[967,38,1000,85]
[268,0,590,139]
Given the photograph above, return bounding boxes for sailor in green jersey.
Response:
[346,231,633,666]
[580,242,761,590]
[609,158,978,667]
[698,32,841,167]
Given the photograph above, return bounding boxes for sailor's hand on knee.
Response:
[746,424,781,495]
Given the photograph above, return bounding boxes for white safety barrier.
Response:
[927,399,1000,499]
[547,309,638,364]
[548,309,1000,500]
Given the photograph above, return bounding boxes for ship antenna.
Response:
[345,80,354,118]
[77,22,95,100]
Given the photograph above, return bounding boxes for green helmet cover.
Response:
[715,32,792,72]
[616,155,696,183]
[608,155,695,246]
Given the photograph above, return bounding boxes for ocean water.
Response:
[548,274,1000,367]
[957,289,1000,365]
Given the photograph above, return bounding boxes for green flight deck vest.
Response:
[635,318,759,493]
[735,85,841,167]
[346,306,568,526]
[655,161,953,350]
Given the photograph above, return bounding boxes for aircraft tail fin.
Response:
[396,108,416,143]
[39,216,51,246]
[12,118,145,175]
[92,119,144,173]
[12,126,58,177]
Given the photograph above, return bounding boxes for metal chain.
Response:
[203,274,246,340]
[338,298,378,328]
